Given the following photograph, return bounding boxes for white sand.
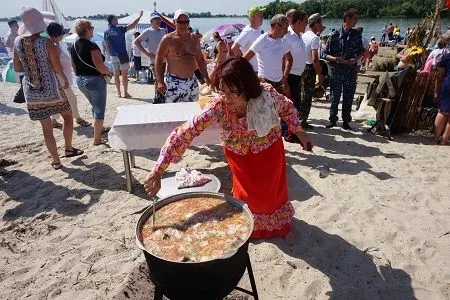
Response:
[0,80,449,299]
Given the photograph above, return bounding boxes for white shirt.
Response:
[132,42,141,57]
[249,32,290,82]
[302,30,320,65]
[234,24,262,71]
[57,42,74,86]
[139,27,165,62]
[284,28,306,76]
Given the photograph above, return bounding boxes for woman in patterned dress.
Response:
[13,7,83,169]
[144,57,314,239]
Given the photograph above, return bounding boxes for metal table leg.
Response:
[129,151,136,168]
[122,150,133,193]
[247,254,259,300]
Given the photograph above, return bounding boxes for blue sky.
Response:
[2,0,274,18]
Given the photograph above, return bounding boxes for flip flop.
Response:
[51,162,62,170]
[93,138,108,146]
[76,119,92,127]
[101,126,111,134]
[65,147,84,158]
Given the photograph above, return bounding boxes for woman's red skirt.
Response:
[224,137,294,238]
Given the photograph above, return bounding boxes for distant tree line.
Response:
[163,12,246,18]
[0,11,246,22]
[262,0,448,18]
[66,13,129,20]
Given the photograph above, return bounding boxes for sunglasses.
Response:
[176,20,190,25]
[215,88,240,98]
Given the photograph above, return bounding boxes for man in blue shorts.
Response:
[104,11,143,98]
[154,9,210,103]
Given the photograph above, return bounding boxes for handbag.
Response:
[118,52,130,64]
[13,75,25,103]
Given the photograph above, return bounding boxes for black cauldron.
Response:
[135,192,255,300]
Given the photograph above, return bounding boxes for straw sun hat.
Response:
[18,6,54,37]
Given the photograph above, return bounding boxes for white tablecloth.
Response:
[108,102,221,151]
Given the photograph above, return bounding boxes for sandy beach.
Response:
[0,73,449,299]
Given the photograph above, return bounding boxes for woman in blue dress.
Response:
[434,51,450,145]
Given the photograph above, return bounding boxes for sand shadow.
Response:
[0,102,28,116]
[308,119,393,147]
[285,150,393,180]
[62,156,127,192]
[0,169,100,221]
[254,218,416,299]
[73,125,94,139]
[128,97,154,103]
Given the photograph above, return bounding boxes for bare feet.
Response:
[124,93,132,98]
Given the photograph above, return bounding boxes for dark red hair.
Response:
[211,57,262,101]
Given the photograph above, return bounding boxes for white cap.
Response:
[174,9,189,20]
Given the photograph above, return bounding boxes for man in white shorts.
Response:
[104,12,142,98]
[155,9,210,103]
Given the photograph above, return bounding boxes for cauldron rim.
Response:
[135,191,254,264]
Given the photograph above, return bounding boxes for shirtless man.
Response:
[155,9,210,103]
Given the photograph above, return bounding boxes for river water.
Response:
[1,17,448,42]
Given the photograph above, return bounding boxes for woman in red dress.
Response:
[144,57,314,238]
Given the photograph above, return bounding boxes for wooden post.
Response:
[424,0,442,48]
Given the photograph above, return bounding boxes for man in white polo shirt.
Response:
[301,13,323,129]
[243,14,292,94]
[284,9,308,117]
[244,14,292,137]
[231,6,265,72]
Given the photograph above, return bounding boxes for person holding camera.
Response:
[71,18,112,146]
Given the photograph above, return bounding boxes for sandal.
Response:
[101,126,111,134]
[51,162,62,170]
[65,147,84,158]
[93,138,108,146]
[76,119,91,127]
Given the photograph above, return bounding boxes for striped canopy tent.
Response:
[118,10,175,33]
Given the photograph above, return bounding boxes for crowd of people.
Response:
[6,4,450,238]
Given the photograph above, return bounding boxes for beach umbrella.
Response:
[231,24,246,32]
[200,23,244,46]
[211,24,241,38]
